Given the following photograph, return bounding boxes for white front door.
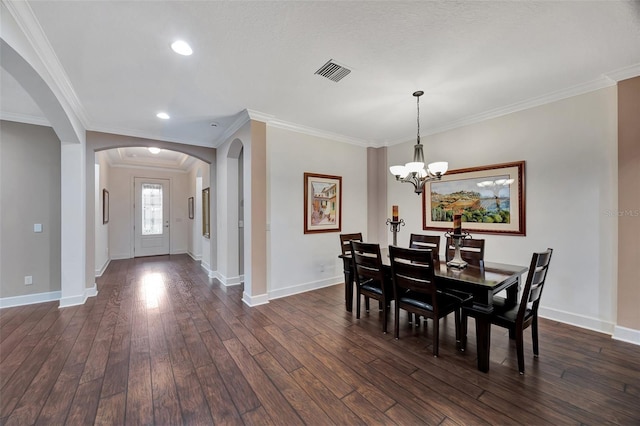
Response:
[134,178,170,257]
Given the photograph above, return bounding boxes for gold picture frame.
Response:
[423,161,525,235]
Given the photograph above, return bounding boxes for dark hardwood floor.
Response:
[1,254,639,425]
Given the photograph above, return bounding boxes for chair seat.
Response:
[361,282,383,295]
[492,305,534,324]
[400,291,464,313]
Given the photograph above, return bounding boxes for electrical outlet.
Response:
[24,276,33,285]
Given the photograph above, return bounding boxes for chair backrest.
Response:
[389,245,437,301]
[445,237,485,267]
[350,241,386,291]
[409,234,440,260]
[517,248,553,322]
[340,233,363,256]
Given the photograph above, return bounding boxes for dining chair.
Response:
[462,248,553,374]
[389,245,472,357]
[339,233,363,311]
[340,233,362,256]
[407,234,441,326]
[351,240,393,333]
[445,237,485,268]
[409,234,441,261]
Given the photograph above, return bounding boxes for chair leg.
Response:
[532,315,539,357]
[395,305,400,339]
[454,309,461,349]
[408,311,413,326]
[382,298,388,334]
[460,310,468,352]
[356,291,361,319]
[432,317,439,357]
[365,296,370,312]
[516,327,525,374]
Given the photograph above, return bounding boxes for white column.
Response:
[60,141,90,307]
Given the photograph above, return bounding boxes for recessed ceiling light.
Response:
[156,112,170,120]
[148,147,161,154]
[171,40,193,56]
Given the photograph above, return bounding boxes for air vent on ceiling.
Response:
[314,59,351,82]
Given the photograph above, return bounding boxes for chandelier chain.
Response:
[416,94,420,144]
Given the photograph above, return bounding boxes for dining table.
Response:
[339,247,528,372]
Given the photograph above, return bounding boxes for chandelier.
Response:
[389,91,448,194]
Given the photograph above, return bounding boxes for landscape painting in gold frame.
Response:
[304,172,342,234]
[422,161,525,235]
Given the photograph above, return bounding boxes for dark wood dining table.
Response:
[339,248,528,372]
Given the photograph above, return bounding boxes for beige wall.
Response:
[0,120,61,300]
[617,76,640,331]
[367,147,388,244]
[266,125,368,299]
[388,87,618,332]
[250,121,267,298]
[94,151,110,275]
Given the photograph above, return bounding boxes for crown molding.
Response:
[213,108,277,148]
[604,63,640,82]
[108,162,189,174]
[268,118,370,147]
[212,110,253,148]
[214,108,371,148]
[384,75,618,146]
[3,0,90,128]
[246,109,275,123]
[0,111,50,127]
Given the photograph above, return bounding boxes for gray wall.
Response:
[0,120,61,298]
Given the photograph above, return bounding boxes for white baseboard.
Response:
[268,276,342,300]
[110,253,131,260]
[213,272,243,287]
[59,283,99,308]
[95,258,111,277]
[85,283,98,299]
[242,291,269,307]
[0,290,61,309]
[188,251,202,261]
[171,249,187,255]
[613,325,640,346]
[538,306,615,335]
[201,261,214,278]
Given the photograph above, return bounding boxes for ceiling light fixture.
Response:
[148,147,161,154]
[171,40,193,56]
[389,91,448,195]
[156,112,170,120]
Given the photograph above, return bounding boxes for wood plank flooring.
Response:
[1,254,639,425]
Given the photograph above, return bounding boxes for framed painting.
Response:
[304,172,342,234]
[423,161,525,235]
[188,196,194,220]
[102,189,109,224]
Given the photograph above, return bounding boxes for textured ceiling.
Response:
[2,1,639,149]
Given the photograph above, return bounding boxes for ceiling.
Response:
[2,1,640,151]
[102,147,196,172]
